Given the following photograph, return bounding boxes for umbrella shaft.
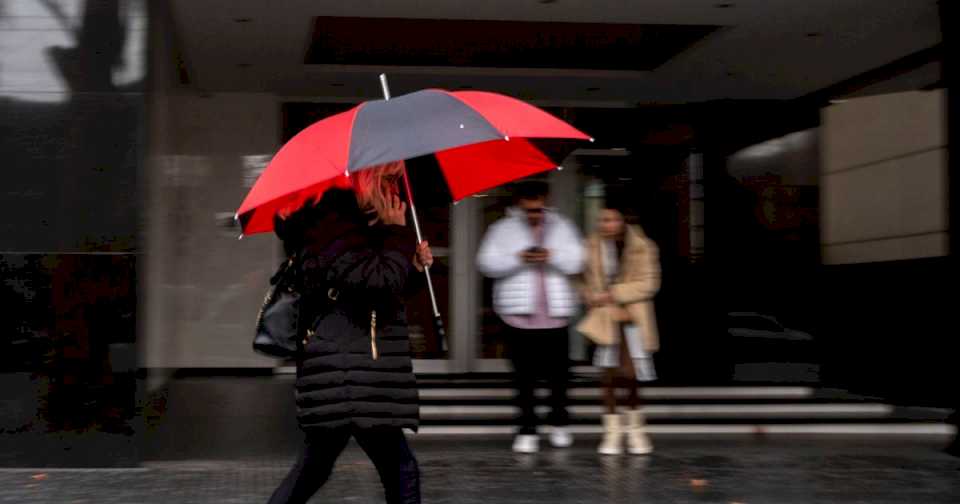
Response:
[402,167,424,243]
[383,73,439,319]
[422,265,441,318]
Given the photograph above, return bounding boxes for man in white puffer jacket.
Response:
[477,181,584,453]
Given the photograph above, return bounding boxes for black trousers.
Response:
[507,325,571,435]
[267,427,420,504]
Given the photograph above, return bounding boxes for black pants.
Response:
[267,427,420,504]
[508,326,571,435]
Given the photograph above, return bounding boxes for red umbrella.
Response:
[237,77,592,336]
[236,86,591,235]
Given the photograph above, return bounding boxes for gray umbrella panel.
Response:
[346,89,505,172]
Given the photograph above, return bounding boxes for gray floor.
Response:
[1,436,958,503]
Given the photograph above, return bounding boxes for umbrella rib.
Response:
[442,91,506,138]
[343,101,366,176]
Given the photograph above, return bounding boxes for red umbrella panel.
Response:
[237,89,591,235]
[436,137,560,200]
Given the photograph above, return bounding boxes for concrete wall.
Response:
[818,90,953,404]
[142,8,282,368]
[821,90,948,264]
[143,92,281,369]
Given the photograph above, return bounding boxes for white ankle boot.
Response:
[625,409,653,455]
[597,414,624,455]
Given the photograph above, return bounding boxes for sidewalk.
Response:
[2,437,957,503]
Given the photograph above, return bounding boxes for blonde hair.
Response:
[350,160,405,222]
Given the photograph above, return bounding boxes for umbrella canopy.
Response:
[237,89,591,235]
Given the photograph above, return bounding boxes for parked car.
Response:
[727,312,813,341]
[726,312,819,383]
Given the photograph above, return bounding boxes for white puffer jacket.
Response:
[477,208,584,319]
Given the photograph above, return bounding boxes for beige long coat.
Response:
[578,225,661,352]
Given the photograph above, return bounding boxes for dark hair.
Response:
[514,180,549,202]
[602,187,630,214]
[274,188,362,257]
[602,188,640,224]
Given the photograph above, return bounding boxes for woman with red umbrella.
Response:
[266,160,432,504]
[239,82,591,503]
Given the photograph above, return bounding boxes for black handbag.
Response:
[252,256,302,358]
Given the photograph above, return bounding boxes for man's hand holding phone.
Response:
[521,246,550,264]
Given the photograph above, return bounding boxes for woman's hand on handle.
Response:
[414,241,433,272]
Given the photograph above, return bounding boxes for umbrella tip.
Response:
[504,136,510,141]
[589,137,595,143]
[557,166,564,171]
[238,234,244,241]
[233,213,239,221]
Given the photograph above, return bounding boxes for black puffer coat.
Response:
[279,189,419,431]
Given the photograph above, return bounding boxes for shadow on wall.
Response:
[0,0,146,463]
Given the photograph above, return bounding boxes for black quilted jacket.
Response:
[280,189,419,431]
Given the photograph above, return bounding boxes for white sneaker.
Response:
[550,427,574,448]
[512,434,540,453]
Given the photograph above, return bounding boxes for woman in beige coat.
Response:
[578,207,661,455]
